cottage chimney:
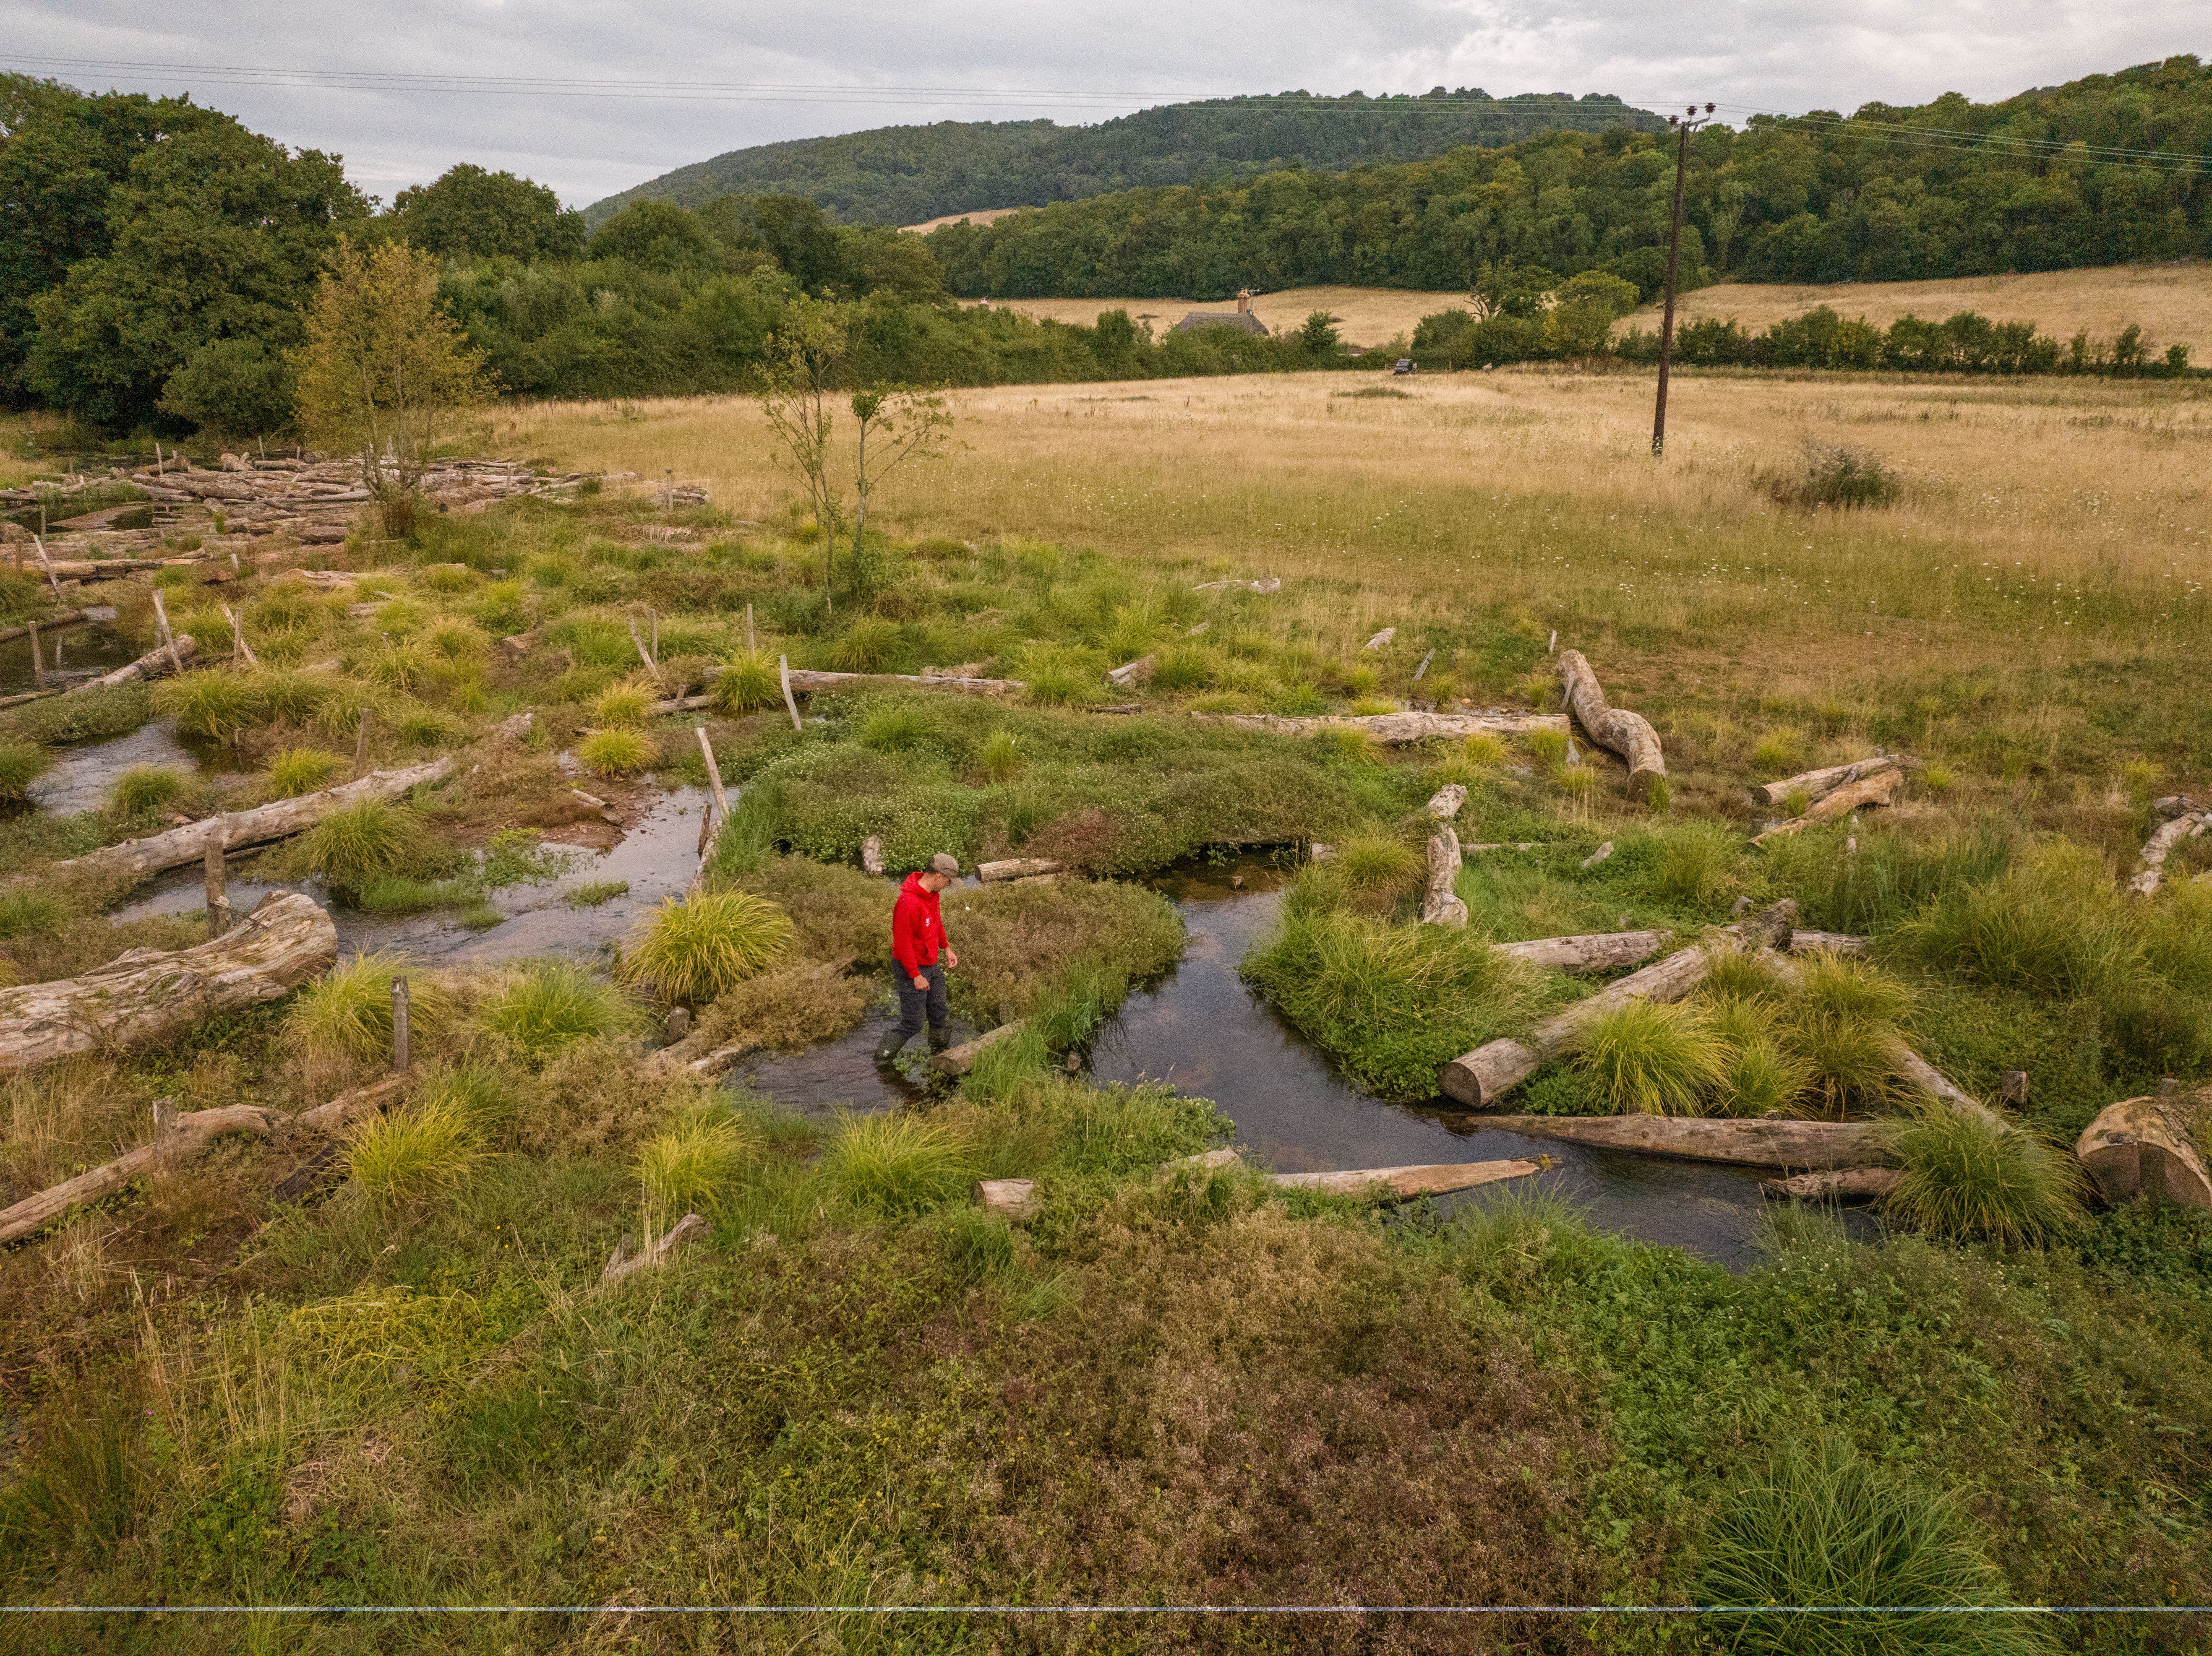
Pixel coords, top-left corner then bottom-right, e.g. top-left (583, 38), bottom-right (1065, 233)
top-left (1236, 290), bottom-right (1251, 314)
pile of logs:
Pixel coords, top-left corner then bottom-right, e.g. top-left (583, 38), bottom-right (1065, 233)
top-left (1752, 755), bottom-right (1915, 844)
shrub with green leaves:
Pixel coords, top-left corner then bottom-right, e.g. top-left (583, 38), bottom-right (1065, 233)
top-left (1570, 999), bottom-right (1730, 1115)
top-left (1878, 1106), bottom-right (2082, 1246)
top-left (1698, 1434), bottom-right (2049, 1656)
top-left (620, 891), bottom-right (794, 1005)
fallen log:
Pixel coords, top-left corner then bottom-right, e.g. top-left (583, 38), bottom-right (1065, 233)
top-left (285, 1074), bottom-right (410, 1143)
top-left (2128, 812), bottom-right (2206, 897)
top-left (933, 1021), bottom-right (1023, 1076)
top-left (1192, 710), bottom-right (1567, 743)
top-left (2075, 1090), bottom-right (2212, 1211)
top-left (1158, 1147), bottom-right (1244, 1176)
top-left (1750, 756), bottom-right (1904, 809)
top-left (0, 1100), bottom-right (280, 1245)
top-left (1752, 770), bottom-right (1899, 844)
top-left (1106, 655), bottom-right (1156, 687)
top-left (1439, 903), bottom-right (1796, 1109)
top-left (1789, 930), bottom-right (1868, 955)
top-left (66, 633), bottom-right (197, 692)
top-left (1482, 1114), bottom-right (1888, 1170)
top-left (1420, 830), bottom-right (1469, 927)
top-left (1493, 930), bottom-right (1669, 974)
top-left (1271, 1159), bottom-right (1540, 1200)
top-left (0, 891), bottom-right (337, 1078)
top-left (1763, 1166), bottom-right (1904, 1201)
top-left (978, 857), bottom-right (1062, 883)
top-left (1556, 650), bottom-right (1664, 797)
top-left (597, 1213), bottom-right (711, 1291)
top-left (1424, 783), bottom-right (1467, 820)
top-left (51, 756), bottom-right (456, 884)
top-left (653, 666), bottom-right (1026, 715)
top-left (1192, 577), bottom-right (1279, 593)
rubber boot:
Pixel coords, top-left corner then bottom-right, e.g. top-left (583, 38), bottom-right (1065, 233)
top-left (927, 1026), bottom-right (952, 1054)
top-left (874, 1032), bottom-right (909, 1063)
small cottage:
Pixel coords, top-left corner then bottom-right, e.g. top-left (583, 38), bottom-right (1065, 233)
top-left (1172, 291), bottom-right (1268, 336)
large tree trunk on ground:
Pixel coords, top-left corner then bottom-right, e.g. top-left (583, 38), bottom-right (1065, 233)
top-left (1493, 930), bottom-right (1669, 974)
top-left (1438, 903), bottom-right (1797, 1109)
top-left (1192, 710), bottom-right (1566, 743)
top-left (1482, 1114), bottom-right (1889, 1170)
top-left (978, 857), bottom-right (1064, 883)
top-left (974, 1178), bottom-right (1038, 1218)
top-left (1763, 1166), bottom-right (1904, 1200)
top-left (1751, 757), bottom-right (1902, 808)
top-left (1752, 770), bottom-right (1898, 844)
top-left (934, 1022), bottom-right (1022, 1076)
top-left (596, 1213), bottom-right (711, 1291)
top-left (1421, 830), bottom-right (1468, 927)
top-left (1790, 930), bottom-right (1868, 954)
top-left (2076, 1091), bottom-right (2212, 1211)
top-left (68, 634), bottom-right (196, 692)
top-left (2128, 812), bottom-right (2207, 897)
top-left (0, 1102), bottom-right (279, 1245)
top-left (1271, 1159), bottom-right (1540, 1199)
top-left (0, 891), bottom-right (336, 1078)
top-left (1425, 784), bottom-right (1467, 820)
top-left (51, 757), bottom-right (455, 884)
top-left (1556, 650), bottom-right (1664, 796)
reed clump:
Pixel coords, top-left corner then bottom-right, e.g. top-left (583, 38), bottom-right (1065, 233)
top-left (619, 891), bottom-right (794, 1005)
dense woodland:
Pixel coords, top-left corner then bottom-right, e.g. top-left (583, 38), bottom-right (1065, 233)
top-left (583, 92), bottom-right (1667, 229)
top-left (2, 57), bottom-right (2207, 438)
top-left (924, 57), bottom-right (2212, 300)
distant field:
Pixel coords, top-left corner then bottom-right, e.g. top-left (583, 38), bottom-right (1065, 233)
top-left (968, 286), bottom-right (1464, 349)
top-left (1622, 262), bottom-right (2212, 357)
top-left (900, 206), bottom-right (1027, 234)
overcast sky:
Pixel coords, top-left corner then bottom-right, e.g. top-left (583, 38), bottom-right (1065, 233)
top-left (7, 1), bottom-right (2204, 209)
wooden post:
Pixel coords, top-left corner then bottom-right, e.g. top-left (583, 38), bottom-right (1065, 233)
top-left (629, 616), bottom-right (662, 685)
top-left (203, 826), bottom-right (229, 939)
top-left (353, 707), bottom-right (373, 779)
top-left (391, 977), bottom-right (411, 1072)
top-left (746, 602), bottom-right (755, 654)
top-left (666, 1008), bottom-right (690, 1042)
top-left (778, 654), bottom-right (801, 732)
top-left (2001, 1070), bottom-right (2029, 1109)
top-left (26, 622), bottom-right (44, 691)
top-left (31, 535), bottom-right (63, 602)
top-left (152, 1097), bottom-right (178, 1166)
top-left (694, 726), bottom-right (731, 825)
top-left (649, 607), bottom-right (659, 662)
top-left (222, 603), bottom-right (259, 667)
top-left (150, 588), bottom-right (183, 675)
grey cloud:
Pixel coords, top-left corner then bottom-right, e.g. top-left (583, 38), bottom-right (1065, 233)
top-left (8, 0), bottom-right (2202, 205)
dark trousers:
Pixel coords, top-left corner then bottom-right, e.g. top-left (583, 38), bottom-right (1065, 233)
top-left (890, 961), bottom-right (948, 1049)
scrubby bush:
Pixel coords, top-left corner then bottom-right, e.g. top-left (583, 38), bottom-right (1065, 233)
top-left (824, 1111), bottom-right (974, 1216)
top-left (620, 891), bottom-right (794, 1004)
top-left (1698, 1434), bottom-right (2049, 1655)
top-left (0, 741), bottom-right (52, 801)
top-left (579, 728), bottom-right (654, 776)
top-left (110, 766), bottom-right (185, 816)
top-left (1768, 441), bottom-right (1902, 511)
top-left (267, 747), bottom-right (341, 798)
top-left (1570, 1000), bottom-right (1729, 1115)
top-left (1879, 1107), bottom-right (2082, 1245)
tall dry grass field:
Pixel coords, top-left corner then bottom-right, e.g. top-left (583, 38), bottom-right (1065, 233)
top-left (499, 370), bottom-right (2209, 742)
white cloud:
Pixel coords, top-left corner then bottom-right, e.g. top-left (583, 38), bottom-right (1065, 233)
top-left (7, 0), bottom-right (2201, 206)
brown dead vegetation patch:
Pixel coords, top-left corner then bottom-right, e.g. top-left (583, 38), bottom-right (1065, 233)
top-left (692, 959), bottom-right (871, 1055)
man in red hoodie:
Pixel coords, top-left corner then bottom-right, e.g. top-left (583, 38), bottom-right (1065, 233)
top-left (878, 851), bottom-right (962, 1060)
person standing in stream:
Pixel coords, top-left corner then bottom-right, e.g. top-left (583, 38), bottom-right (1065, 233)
top-left (878, 852), bottom-right (962, 1060)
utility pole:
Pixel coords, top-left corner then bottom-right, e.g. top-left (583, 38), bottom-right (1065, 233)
top-left (1651, 102), bottom-right (1716, 458)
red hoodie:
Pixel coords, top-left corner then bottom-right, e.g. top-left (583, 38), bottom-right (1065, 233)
top-left (891, 871), bottom-right (946, 974)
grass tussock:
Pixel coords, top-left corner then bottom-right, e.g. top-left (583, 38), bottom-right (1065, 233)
top-left (1698, 1434), bottom-right (2050, 1655)
top-left (345, 1095), bottom-right (482, 1207)
top-left (710, 652), bottom-right (780, 714)
top-left (578, 727), bottom-right (654, 776)
top-left (619, 891), bottom-right (794, 1005)
top-left (476, 957), bottom-right (639, 1059)
top-left (0, 741), bottom-right (50, 801)
top-left (300, 799), bottom-right (441, 897)
top-left (636, 1103), bottom-right (761, 1229)
top-left (108, 766), bottom-right (184, 817)
top-left (1878, 1106), bottom-right (2083, 1246)
top-left (284, 952), bottom-right (456, 1088)
top-left (593, 685), bottom-right (651, 727)
top-left (1570, 1000), bottom-right (1730, 1115)
top-left (823, 1110), bottom-right (975, 1216)
top-left (266, 747), bottom-right (341, 798)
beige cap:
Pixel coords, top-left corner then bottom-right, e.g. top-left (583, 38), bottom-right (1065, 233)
top-left (929, 853), bottom-right (960, 876)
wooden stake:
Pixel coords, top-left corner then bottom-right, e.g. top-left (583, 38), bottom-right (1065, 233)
top-left (31, 534), bottom-right (62, 602)
top-left (353, 707), bottom-right (373, 779)
top-left (629, 616), bottom-right (662, 685)
top-left (221, 603), bottom-right (258, 667)
top-left (26, 622), bottom-right (44, 691)
top-left (391, 977), bottom-right (411, 1072)
top-left (203, 828), bottom-right (229, 939)
top-left (694, 726), bottom-right (732, 826)
top-left (649, 607), bottom-right (659, 662)
top-left (149, 588), bottom-right (183, 675)
top-left (778, 654), bottom-right (802, 732)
